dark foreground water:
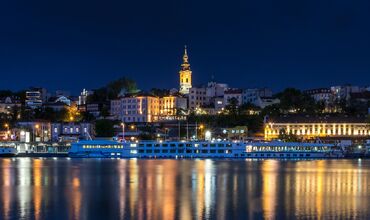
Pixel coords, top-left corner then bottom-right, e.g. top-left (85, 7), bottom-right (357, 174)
top-left (0, 158), bottom-right (370, 220)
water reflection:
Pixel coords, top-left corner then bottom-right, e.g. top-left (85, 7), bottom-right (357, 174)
top-left (0, 158), bottom-right (370, 219)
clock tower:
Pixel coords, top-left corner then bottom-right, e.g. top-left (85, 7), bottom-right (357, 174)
top-left (179, 46), bottom-right (192, 94)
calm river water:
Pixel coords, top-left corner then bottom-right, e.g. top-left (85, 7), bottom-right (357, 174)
top-left (0, 158), bottom-right (370, 219)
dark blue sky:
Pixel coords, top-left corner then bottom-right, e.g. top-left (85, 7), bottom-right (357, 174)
top-left (0, 0), bottom-right (370, 94)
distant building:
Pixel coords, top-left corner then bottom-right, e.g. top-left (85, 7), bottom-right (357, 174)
top-left (242, 88), bottom-right (274, 108)
top-left (78, 89), bottom-right (93, 106)
top-left (16, 121), bottom-right (51, 142)
top-left (224, 89), bottom-right (243, 106)
top-left (25, 87), bottom-right (47, 109)
top-left (222, 126), bottom-right (248, 140)
top-left (255, 97), bottom-right (280, 109)
top-left (86, 102), bottom-right (109, 118)
top-left (206, 81), bottom-right (228, 98)
top-left (331, 85), bottom-right (361, 101)
top-left (44, 95), bottom-right (72, 111)
top-left (264, 115), bottom-right (370, 140)
top-left (304, 88), bottom-right (332, 104)
top-left (189, 87), bottom-right (207, 109)
top-left (51, 122), bottom-right (94, 142)
top-left (44, 101), bottom-right (68, 111)
top-left (0, 96), bottom-right (21, 114)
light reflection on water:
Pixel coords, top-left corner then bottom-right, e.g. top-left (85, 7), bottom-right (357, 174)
top-left (0, 158), bottom-right (370, 219)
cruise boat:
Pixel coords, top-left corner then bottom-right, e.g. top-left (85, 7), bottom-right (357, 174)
top-left (68, 140), bottom-right (344, 159)
top-left (0, 146), bottom-right (18, 157)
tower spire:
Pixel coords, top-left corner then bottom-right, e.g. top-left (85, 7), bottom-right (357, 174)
top-left (183, 45), bottom-right (189, 64)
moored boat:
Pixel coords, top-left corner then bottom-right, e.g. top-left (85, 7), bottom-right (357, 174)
top-left (68, 140), bottom-right (344, 159)
top-left (0, 146), bottom-right (18, 157)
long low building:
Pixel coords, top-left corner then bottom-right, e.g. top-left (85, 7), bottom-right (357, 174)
top-left (264, 115), bottom-right (370, 140)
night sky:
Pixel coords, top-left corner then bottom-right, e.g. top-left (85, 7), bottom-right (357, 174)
top-left (1, 0), bottom-right (370, 94)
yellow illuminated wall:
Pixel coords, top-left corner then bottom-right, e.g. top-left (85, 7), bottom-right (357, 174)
top-left (264, 122), bottom-right (370, 140)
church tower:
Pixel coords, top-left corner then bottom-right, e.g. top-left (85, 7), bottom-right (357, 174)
top-left (179, 45), bottom-right (192, 94)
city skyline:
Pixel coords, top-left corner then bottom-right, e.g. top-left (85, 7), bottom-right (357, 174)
top-left (1, 0), bottom-right (370, 93)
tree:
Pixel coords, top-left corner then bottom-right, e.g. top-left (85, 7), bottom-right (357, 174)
top-left (276, 88), bottom-right (316, 114)
top-left (87, 77), bottom-right (138, 103)
top-left (225, 97), bottom-right (239, 116)
top-left (239, 103), bottom-right (261, 115)
top-left (95, 120), bottom-right (116, 137)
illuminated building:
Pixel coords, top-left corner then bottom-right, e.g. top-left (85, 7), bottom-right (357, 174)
top-left (179, 46), bottom-right (192, 94)
top-left (120, 95), bottom-right (160, 122)
top-left (158, 96), bottom-right (187, 120)
top-left (264, 115), bottom-right (370, 140)
top-left (111, 95), bottom-right (187, 122)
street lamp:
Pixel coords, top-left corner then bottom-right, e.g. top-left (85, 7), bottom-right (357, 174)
top-left (199, 124), bottom-right (205, 140)
top-left (34, 124), bottom-right (40, 142)
top-left (121, 123), bottom-right (125, 142)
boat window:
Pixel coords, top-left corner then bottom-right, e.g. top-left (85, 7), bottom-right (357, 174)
top-left (154, 144), bottom-right (160, 147)
top-left (186, 150), bottom-right (192, 153)
top-left (170, 149), bottom-right (176, 153)
top-left (146, 150), bottom-right (152, 153)
top-left (218, 144), bottom-right (224, 147)
top-left (202, 144), bottom-right (208, 147)
top-left (217, 150), bottom-right (224, 153)
top-left (146, 144), bottom-right (152, 147)
top-left (210, 144), bottom-right (216, 147)
top-left (162, 144), bottom-right (168, 147)
top-left (154, 150), bottom-right (160, 153)
top-left (186, 144), bottom-right (192, 147)
top-left (178, 150), bottom-right (184, 153)
top-left (139, 144), bottom-right (144, 147)
top-left (201, 150), bottom-right (208, 153)
top-left (210, 150), bottom-right (216, 153)
top-left (170, 144), bottom-right (176, 147)
top-left (162, 150), bottom-right (168, 153)
top-left (178, 144), bottom-right (184, 147)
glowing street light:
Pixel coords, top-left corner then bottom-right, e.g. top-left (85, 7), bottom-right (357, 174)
top-left (121, 123), bottom-right (125, 141)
